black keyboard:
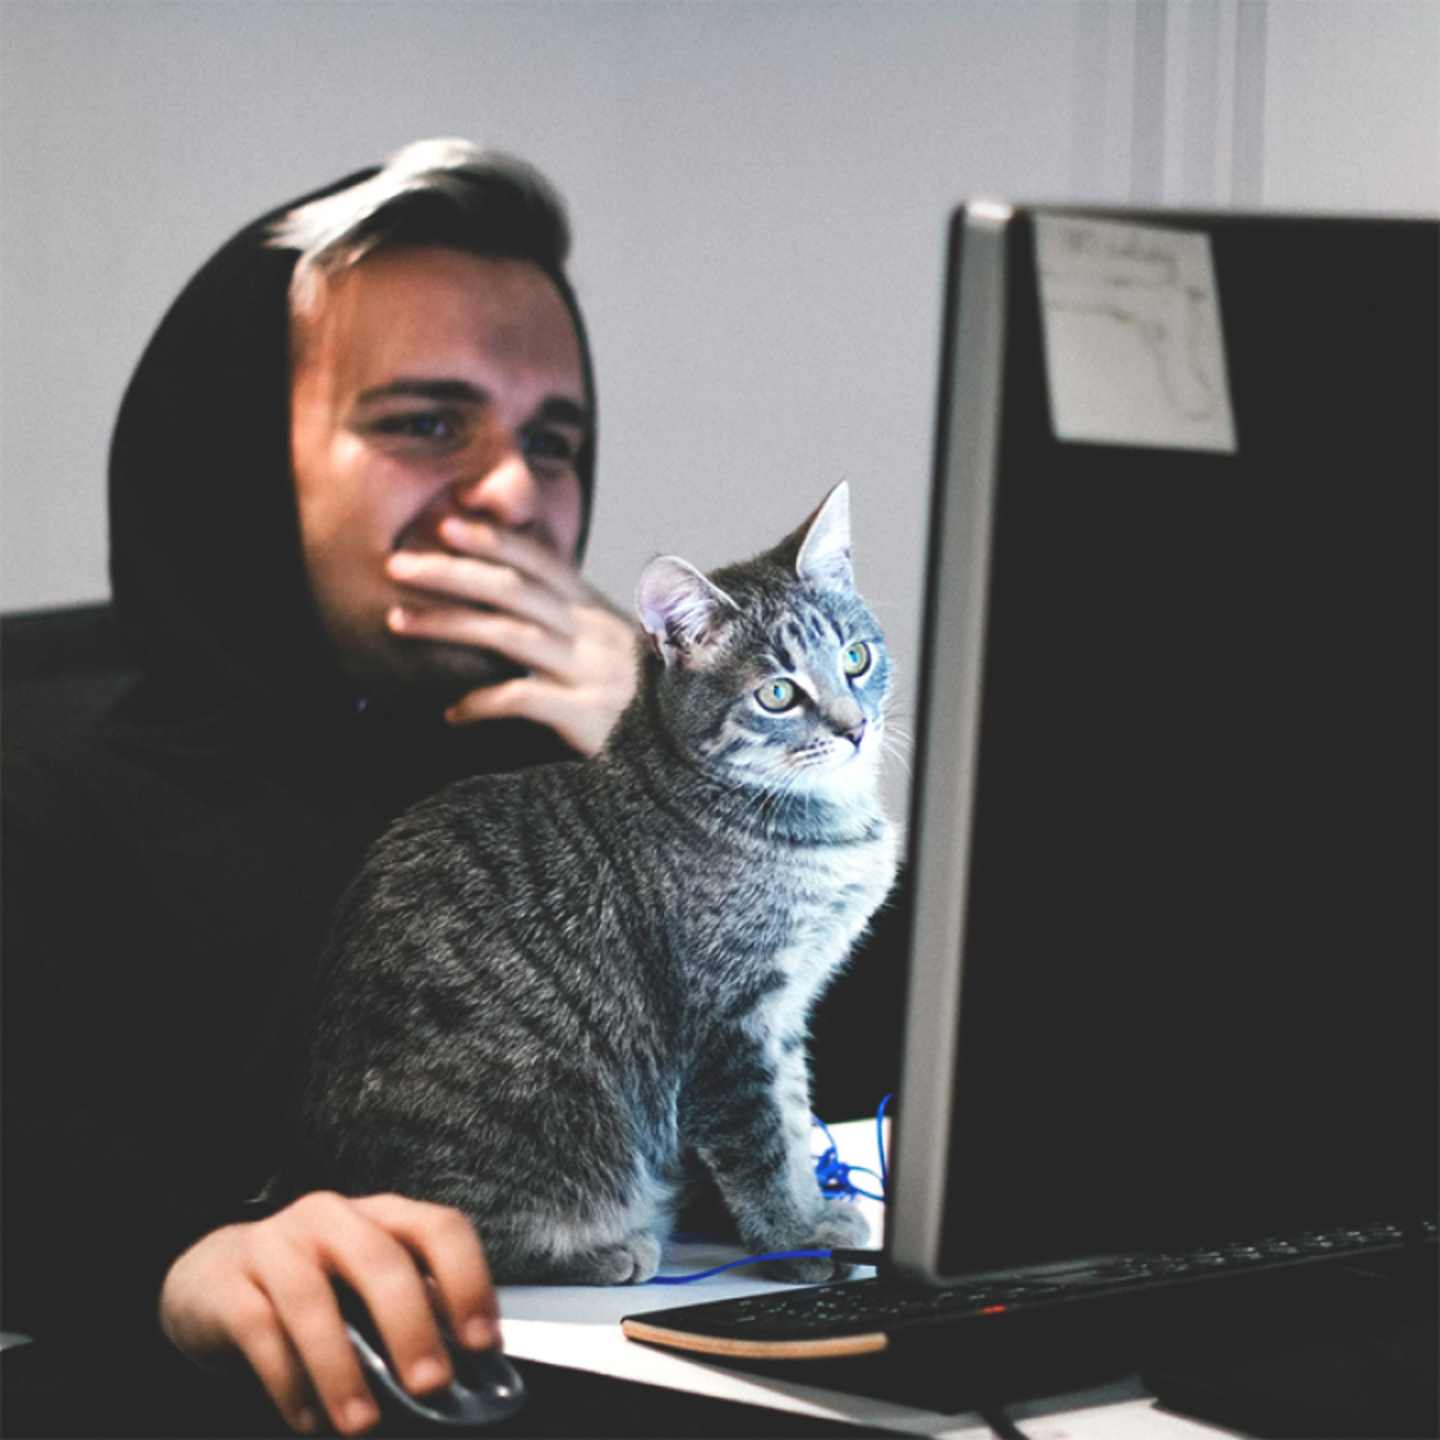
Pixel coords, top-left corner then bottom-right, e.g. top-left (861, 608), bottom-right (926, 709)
top-left (621, 1219), bottom-right (1434, 1359)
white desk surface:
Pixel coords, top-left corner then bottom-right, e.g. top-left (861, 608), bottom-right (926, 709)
top-left (496, 1121), bottom-right (1230, 1439)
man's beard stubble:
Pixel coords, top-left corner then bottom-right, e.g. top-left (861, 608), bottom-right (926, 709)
top-left (383, 631), bottom-right (527, 702)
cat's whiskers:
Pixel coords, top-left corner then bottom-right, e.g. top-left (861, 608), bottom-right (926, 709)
top-left (881, 721), bottom-right (915, 754)
top-left (754, 759), bottom-right (807, 837)
top-left (875, 701), bottom-right (911, 743)
top-left (713, 750), bottom-right (787, 832)
top-left (751, 749), bottom-right (829, 838)
top-left (881, 734), bottom-right (915, 782)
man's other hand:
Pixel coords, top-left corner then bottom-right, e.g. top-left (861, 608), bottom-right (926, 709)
top-left (159, 1192), bottom-right (498, 1436)
top-left (385, 517), bottom-right (638, 756)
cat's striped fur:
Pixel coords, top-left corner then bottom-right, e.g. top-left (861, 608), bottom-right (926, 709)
top-left (288, 483), bottom-right (898, 1284)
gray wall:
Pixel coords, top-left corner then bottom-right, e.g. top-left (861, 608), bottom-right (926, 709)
top-left (3, 0), bottom-right (1437, 812)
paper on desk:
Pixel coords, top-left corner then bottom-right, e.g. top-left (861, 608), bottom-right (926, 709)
top-left (1035, 214), bottom-right (1237, 454)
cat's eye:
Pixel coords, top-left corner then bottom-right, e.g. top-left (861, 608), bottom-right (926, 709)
top-left (755, 679), bottom-right (799, 713)
top-left (842, 641), bottom-right (873, 678)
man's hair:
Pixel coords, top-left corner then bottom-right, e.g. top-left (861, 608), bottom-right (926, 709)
top-left (267, 137), bottom-right (573, 320)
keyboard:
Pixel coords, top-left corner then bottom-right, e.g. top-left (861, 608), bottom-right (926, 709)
top-left (621, 1219), bottom-right (1434, 1360)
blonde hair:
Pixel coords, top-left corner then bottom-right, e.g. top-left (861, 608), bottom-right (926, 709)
top-left (268, 137), bottom-right (572, 320)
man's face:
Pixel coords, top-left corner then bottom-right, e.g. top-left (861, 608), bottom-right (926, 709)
top-left (290, 247), bottom-right (587, 695)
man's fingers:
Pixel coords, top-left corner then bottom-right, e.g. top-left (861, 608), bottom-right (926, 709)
top-left (386, 550), bottom-right (575, 636)
top-left (446, 677), bottom-right (610, 756)
top-left (352, 1194), bottom-right (499, 1349)
top-left (436, 516), bottom-right (593, 603)
top-left (159, 1193), bottom-right (505, 1437)
top-left (390, 606), bottom-right (572, 679)
top-left (221, 1283), bottom-right (324, 1435)
top-left (249, 1238), bottom-right (382, 1436)
top-left (385, 539), bottom-right (639, 748)
top-left (291, 1195), bottom-right (456, 1403)
top-left (444, 676), bottom-right (543, 726)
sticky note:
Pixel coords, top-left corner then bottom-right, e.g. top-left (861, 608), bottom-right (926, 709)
top-left (1035, 214), bottom-right (1237, 453)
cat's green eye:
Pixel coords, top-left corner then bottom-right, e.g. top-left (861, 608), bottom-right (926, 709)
top-left (756, 679), bottom-right (798, 713)
top-left (842, 641), bottom-right (873, 678)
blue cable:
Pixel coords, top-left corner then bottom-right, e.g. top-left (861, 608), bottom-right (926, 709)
top-left (810, 1112), bottom-right (886, 1203)
top-left (876, 1091), bottom-right (892, 1194)
top-left (651, 1095), bottom-right (895, 1284)
top-left (649, 1249), bottom-right (833, 1285)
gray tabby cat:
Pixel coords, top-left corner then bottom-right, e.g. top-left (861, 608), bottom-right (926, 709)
top-left (288, 482), bottom-right (898, 1284)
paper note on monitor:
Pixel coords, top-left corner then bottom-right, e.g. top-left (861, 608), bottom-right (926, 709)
top-left (1035, 214), bottom-right (1237, 453)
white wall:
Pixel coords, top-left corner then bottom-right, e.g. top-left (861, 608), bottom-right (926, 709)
top-left (3, 0), bottom-right (1437, 811)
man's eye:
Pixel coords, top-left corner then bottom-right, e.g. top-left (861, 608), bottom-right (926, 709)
top-left (523, 428), bottom-right (578, 464)
top-left (375, 412), bottom-right (458, 442)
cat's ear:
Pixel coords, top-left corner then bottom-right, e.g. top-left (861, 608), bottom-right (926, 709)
top-left (635, 556), bottom-right (741, 668)
top-left (794, 481), bottom-right (854, 591)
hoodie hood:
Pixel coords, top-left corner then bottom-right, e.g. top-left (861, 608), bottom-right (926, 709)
top-left (108, 165), bottom-right (598, 720)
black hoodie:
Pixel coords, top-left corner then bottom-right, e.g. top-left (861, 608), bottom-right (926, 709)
top-left (1, 168), bottom-right (594, 1360)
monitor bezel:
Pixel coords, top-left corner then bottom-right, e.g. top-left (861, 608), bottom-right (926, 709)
top-left (888, 200), bottom-right (1013, 1287)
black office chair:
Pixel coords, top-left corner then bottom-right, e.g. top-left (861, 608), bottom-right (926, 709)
top-left (1, 601), bottom-right (130, 683)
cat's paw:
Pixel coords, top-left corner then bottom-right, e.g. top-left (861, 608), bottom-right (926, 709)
top-left (754, 1202), bottom-right (872, 1284)
top-left (583, 1231), bottom-right (663, 1285)
top-left (495, 1229), bottom-right (663, 1285)
top-left (757, 1251), bottom-right (843, 1284)
top-left (811, 1199), bottom-right (870, 1251)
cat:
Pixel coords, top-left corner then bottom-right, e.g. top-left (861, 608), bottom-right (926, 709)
top-left (285, 481), bottom-right (898, 1284)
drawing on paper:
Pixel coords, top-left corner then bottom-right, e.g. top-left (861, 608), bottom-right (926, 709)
top-left (1034, 215), bottom-right (1238, 454)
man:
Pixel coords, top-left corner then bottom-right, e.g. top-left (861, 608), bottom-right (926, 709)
top-left (3, 139), bottom-right (636, 1436)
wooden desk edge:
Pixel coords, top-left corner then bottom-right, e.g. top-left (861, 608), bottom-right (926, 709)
top-left (619, 1318), bottom-right (890, 1361)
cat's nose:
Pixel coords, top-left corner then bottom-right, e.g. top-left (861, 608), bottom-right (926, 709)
top-left (829, 700), bottom-right (866, 751)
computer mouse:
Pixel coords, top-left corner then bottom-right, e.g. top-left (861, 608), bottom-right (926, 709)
top-left (337, 1284), bottom-right (527, 1429)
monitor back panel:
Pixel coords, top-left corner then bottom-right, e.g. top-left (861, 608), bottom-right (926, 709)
top-left (912, 209), bottom-right (1438, 1281)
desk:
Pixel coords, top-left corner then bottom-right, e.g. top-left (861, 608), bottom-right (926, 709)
top-left (495, 1122), bottom-right (1225, 1439)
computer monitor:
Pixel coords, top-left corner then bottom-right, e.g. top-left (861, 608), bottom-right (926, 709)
top-left (888, 202), bottom-right (1439, 1287)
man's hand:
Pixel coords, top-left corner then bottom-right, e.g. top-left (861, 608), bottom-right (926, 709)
top-left (386, 516), bottom-right (639, 756)
top-left (159, 1192), bottom-right (498, 1436)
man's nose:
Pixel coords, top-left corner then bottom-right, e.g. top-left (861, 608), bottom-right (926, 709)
top-left (451, 446), bottom-right (538, 530)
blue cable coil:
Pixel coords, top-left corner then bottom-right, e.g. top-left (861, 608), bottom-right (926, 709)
top-left (650, 1093), bottom-right (893, 1285)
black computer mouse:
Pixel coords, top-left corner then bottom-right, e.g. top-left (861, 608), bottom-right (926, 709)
top-left (337, 1284), bottom-right (527, 1430)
